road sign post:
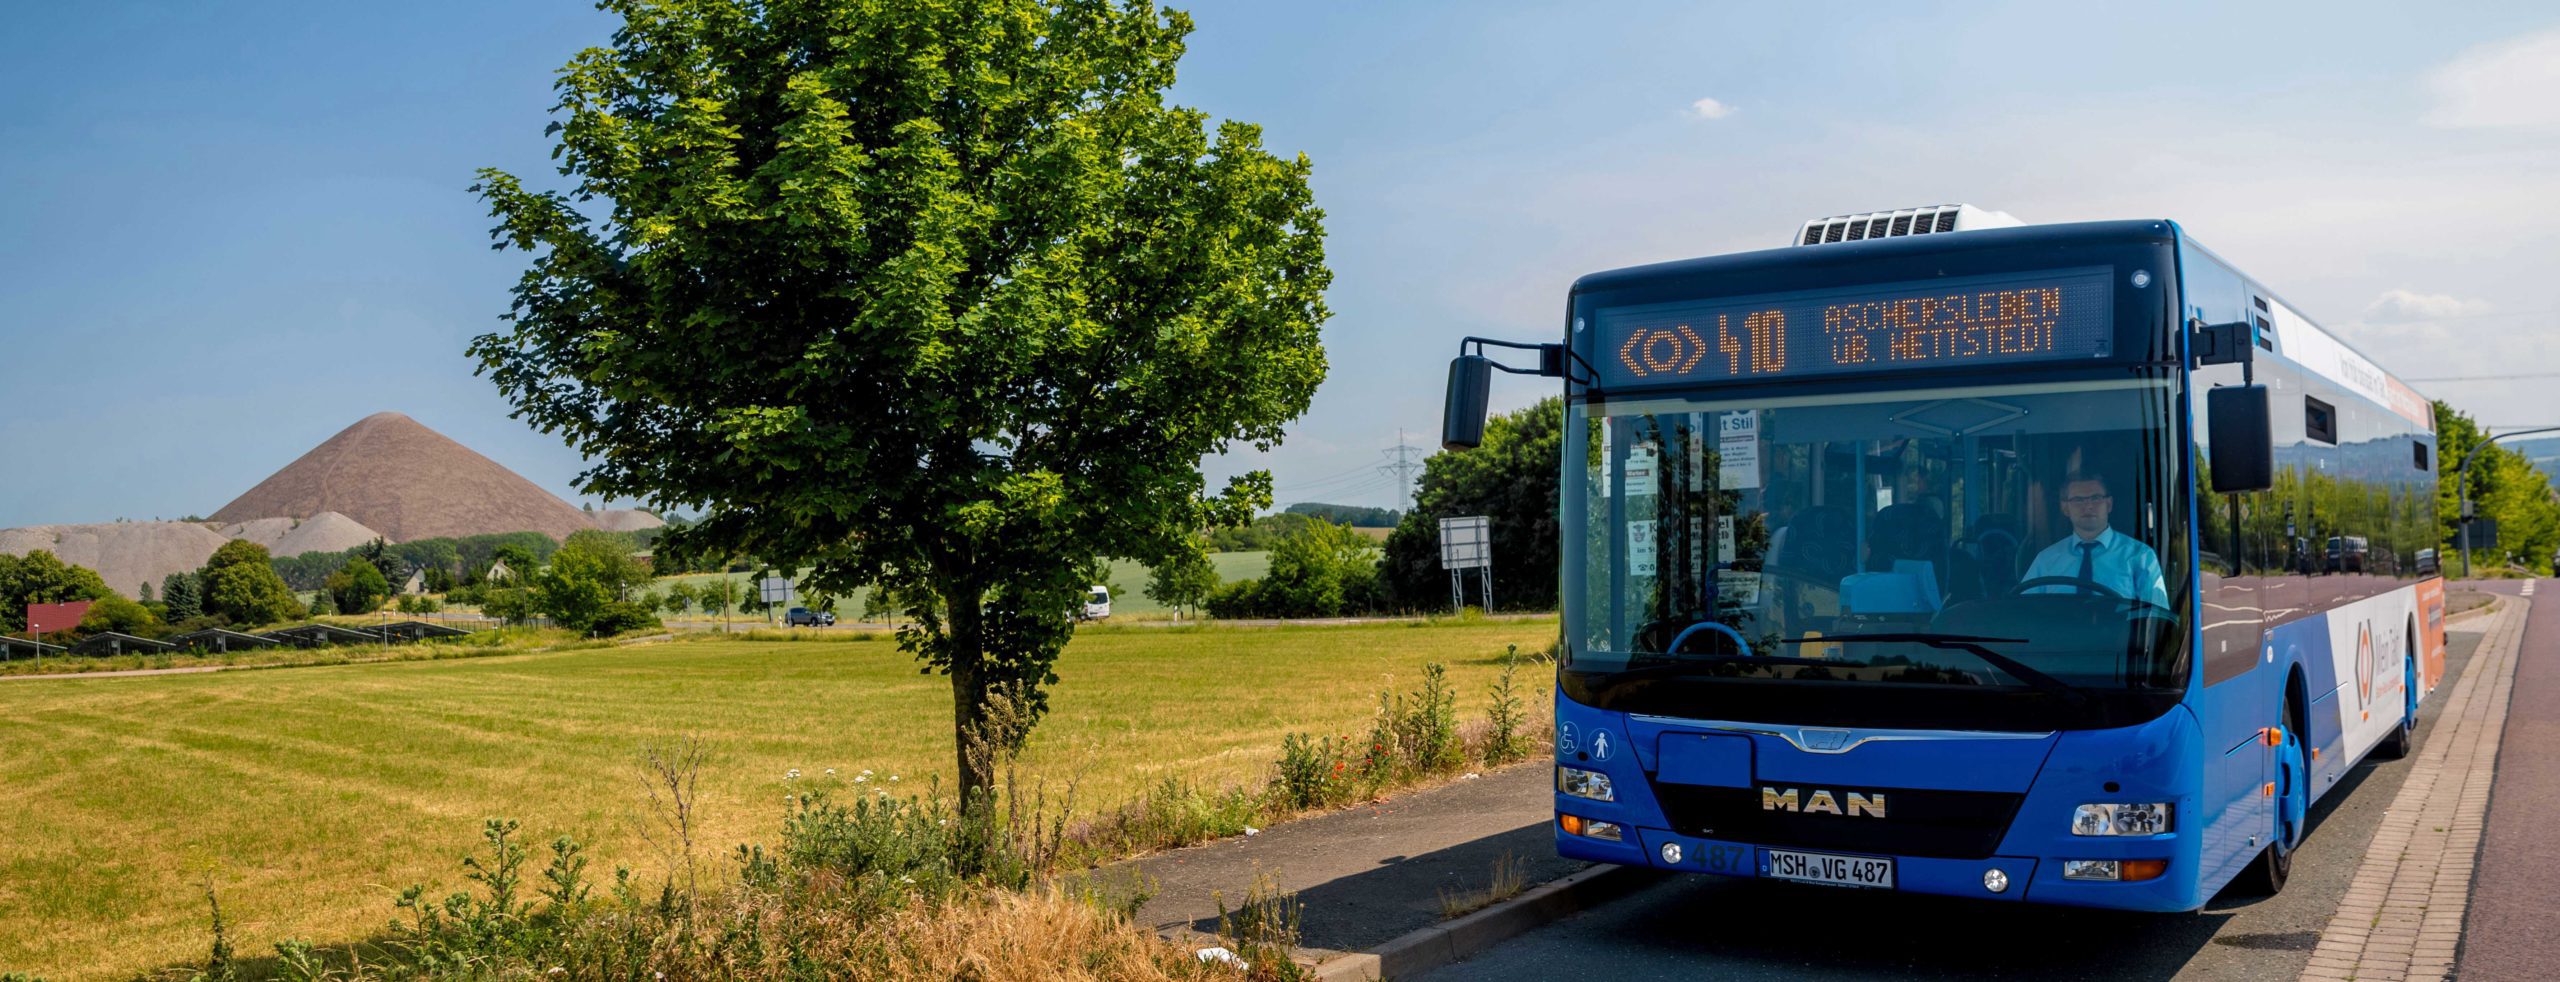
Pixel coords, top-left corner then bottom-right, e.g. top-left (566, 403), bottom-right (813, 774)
top-left (1438, 515), bottom-right (1493, 612)
top-left (759, 576), bottom-right (794, 627)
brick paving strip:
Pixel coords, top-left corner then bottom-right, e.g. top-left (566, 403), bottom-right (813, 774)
top-left (2302, 597), bottom-right (2529, 982)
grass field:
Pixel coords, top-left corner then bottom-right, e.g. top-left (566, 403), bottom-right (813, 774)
top-left (653, 551), bottom-right (1272, 618)
top-left (0, 616), bottom-right (1555, 979)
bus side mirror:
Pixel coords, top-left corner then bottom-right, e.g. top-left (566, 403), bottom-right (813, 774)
top-left (1443, 355), bottom-right (1493, 450)
top-left (2206, 385), bottom-right (2274, 493)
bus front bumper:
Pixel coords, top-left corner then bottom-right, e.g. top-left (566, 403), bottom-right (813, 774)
top-left (1555, 822), bottom-right (2199, 911)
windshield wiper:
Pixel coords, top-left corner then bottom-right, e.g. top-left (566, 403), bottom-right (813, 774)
top-left (1773, 633), bottom-right (2090, 708)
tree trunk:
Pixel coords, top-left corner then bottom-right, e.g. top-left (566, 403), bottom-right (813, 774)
top-left (944, 579), bottom-right (991, 805)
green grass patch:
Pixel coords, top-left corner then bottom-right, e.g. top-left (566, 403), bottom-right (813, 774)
top-left (0, 616), bottom-right (1555, 979)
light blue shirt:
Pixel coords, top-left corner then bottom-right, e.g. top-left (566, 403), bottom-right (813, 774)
top-left (2021, 527), bottom-right (2169, 608)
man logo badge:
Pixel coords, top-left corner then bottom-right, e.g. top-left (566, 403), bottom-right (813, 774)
top-left (1761, 787), bottom-right (1888, 818)
top-left (1590, 730), bottom-right (1613, 761)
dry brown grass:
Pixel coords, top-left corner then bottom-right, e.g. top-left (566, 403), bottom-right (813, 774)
top-left (862, 887), bottom-right (1259, 982)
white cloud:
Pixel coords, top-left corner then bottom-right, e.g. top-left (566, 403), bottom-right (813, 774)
top-left (2363, 289), bottom-right (2496, 323)
top-left (2425, 27), bottom-right (2560, 129)
top-left (1689, 96), bottom-right (1736, 120)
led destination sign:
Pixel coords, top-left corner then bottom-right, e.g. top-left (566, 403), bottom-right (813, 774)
top-left (1591, 267), bottom-right (2114, 389)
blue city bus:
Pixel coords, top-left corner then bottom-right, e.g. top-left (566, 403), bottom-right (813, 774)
top-left (1445, 208), bottom-right (2446, 909)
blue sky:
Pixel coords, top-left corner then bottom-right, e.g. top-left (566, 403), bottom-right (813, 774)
top-left (5, 1), bottom-right (2558, 527)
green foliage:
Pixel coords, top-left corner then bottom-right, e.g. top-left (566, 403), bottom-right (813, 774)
top-left (478, 586), bottom-right (536, 626)
top-left (584, 602), bottom-right (663, 637)
top-left (326, 556), bottom-right (392, 615)
top-left (531, 531), bottom-right (650, 632)
top-left (1283, 501), bottom-right (1402, 527)
top-left (1483, 645), bottom-right (1531, 766)
top-left (1396, 663), bottom-right (1463, 774)
top-left (77, 594), bottom-right (160, 637)
top-left (659, 584), bottom-right (694, 616)
top-left (1203, 512), bottom-right (1327, 552)
top-left (161, 572), bottom-right (202, 622)
top-left (200, 541), bottom-right (305, 627)
top-left (1143, 540), bottom-right (1220, 618)
top-left (469, 0), bottom-right (1331, 801)
top-left (307, 592), bottom-right (332, 618)
top-left (1206, 518), bottom-right (1382, 618)
top-left (0, 550), bottom-right (113, 633)
top-left (1383, 398), bottom-right (1564, 610)
top-left (1274, 733), bottom-right (1353, 810)
top-left (2437, 401), bottom-right (2560, 573)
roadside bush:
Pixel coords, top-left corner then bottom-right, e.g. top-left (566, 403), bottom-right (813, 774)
top-left (582, 601), bottom-right (662, 637)
top-left (1396, 663), bottom-right (1463, 773)
top-left (1482, 646), bottom-right (1532, 766)
top-left (1275, 733), bottom-right (1354, 810)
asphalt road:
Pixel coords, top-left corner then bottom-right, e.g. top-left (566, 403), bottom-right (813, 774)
top-left (1416, 625), bottom-right (2489, 982)
top-left (2459, 581), bottom-right (2555, 980)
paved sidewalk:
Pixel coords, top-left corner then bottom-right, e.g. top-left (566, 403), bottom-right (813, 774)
top-left (2302, 596), bottom-right (2530, 982)
top-left (1109, 761), bottom-right (1578, 959)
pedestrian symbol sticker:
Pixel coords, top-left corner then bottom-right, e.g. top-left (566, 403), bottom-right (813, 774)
top-left (1591, 729), bottom-right (1614, 761)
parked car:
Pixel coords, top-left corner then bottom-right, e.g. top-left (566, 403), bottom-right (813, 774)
top-left (785, 606), bottom-right (834, 627)
top-left (1080, 586), bottom-right (1111, 620)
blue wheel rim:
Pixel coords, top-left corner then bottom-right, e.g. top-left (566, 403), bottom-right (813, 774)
top-left (2278, 726), bottom-right (2308, 850)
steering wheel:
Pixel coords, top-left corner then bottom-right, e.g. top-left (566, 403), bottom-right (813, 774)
top-left (1667, 620), bottom-right (1754, 659)
top-left (2009, 575), bottom-right (2127, 601)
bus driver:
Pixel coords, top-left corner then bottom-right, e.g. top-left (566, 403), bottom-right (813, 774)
top-left (2021, 471), bottom-right (2169, 608)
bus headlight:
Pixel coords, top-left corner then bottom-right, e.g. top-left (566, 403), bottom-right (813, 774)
top-left (1557, 766), bottom-right (1615, 802)
top-left (2071, 802), bottom-right (2172, 836)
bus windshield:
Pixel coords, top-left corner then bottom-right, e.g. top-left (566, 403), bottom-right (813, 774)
top-left (1563, 376), bottom-right (2191, 729)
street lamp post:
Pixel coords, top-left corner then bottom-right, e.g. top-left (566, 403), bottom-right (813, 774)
top-left (2455, 425), bottom-right (2560, 579)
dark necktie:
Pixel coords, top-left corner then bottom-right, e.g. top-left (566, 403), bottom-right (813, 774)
top-left (2078, 542), bottom-right (2100, 595)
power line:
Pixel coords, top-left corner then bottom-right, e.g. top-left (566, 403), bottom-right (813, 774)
top-left (1380, 429), bottom-right (1425, 512)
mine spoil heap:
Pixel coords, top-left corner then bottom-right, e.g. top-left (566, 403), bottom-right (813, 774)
top-left (209, 412), bottom-right (598, 544)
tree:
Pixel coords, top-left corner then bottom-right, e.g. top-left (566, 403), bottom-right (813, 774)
top-left (79, 594), bottom-right (160, 636)
top-left (480, 585), bottom-right (535, 626)
top-left (1284, 502), bottom-right (1402, 527)
top-left (326, 557), bottom-right (393, 615)
top-left (1144, 541), bottom-right (1219, 619)
top-left (489, 543), bottom-right (539, 582)
top-left (200, 540), bottom-right (306, 627)
top-left (161, 572), bottom-right (202, 623)
top-left (661, 583), bottom-right (695, 617)
top-left (532, 531), bottom-right (648, 632)
top-left (2436, 400), bottom-right (2560, 573)
top-left (699, 578), bottom-right (737, 630)
top-left (0, 551), bottom-right (113, 633)
top-left (470, 0), bottom-right (1329, 800)
top-left (1383, 398), bottom-right (1565, 611)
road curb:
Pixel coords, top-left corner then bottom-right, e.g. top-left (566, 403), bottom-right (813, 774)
top-left (2444, 597), bottom-right (2500, 626)
top-left (1305, 863), bottom-right (1664, 981)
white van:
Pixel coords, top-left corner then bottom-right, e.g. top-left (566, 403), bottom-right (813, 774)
top-left (1081, 585), bottom-right (1112, 620)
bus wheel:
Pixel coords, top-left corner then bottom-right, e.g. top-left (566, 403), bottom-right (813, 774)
top-left (2236, 715), bottom-right (2307, 895)
top-left (2377, 626), bottom-right (2418, 760)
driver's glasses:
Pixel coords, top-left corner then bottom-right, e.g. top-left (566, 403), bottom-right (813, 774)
top-left (2062, 494), bottom-right (2110, 508)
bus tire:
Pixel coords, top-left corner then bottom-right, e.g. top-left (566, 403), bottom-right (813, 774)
top-left (2235, 697), bottom-right (2308, 896)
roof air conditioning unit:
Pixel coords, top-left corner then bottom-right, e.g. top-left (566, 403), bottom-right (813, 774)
top-left (1792, 204), bottom-right (2024, 246)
